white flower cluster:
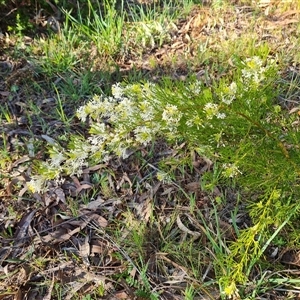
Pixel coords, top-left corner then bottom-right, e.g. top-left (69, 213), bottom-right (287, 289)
top-left (217, 56), bottom-right (274, 107)
top-left (241, 56), bottom-right (267, 86)
top-left (186, 115), bottom-right (203, 129)
top-left (27, 175), bottom-right (47, 194)
top-left (27, 83), bottom-right (184, 192)
top-left (111, 82), bottom-right (124, 99)
top-left (220, 82), bottom-right (237, 105)
top-left (162, 104), bottom-right (182, 124)
top-left (203, 103), bottom-right (226, 120)
top-left (222, 163), bottom-right (242, 178)
top-left (156, 171), bottom-right (172, 184)
top-left (188, 80), bottom-right (202, 95)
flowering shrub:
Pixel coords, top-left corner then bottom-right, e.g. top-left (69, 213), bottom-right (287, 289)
top-left (28, 56), bottom-right (278, 194)
top-left (28, 56), bottom-right (300, 298)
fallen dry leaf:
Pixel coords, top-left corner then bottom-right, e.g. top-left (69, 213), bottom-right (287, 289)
top-left (176, 214), bottom-right (201, 239)
top-left (14, 210), bottom-right (36, 247)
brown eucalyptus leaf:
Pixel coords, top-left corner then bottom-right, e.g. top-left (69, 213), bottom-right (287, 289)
top-left (85, 198), bottom-right (105, 210)
top-left (176, 215), bottom-right (201, 238)
top-left (75, 183), bottom-right (93, 195)
top-left (78, 235), bottom-right (90, 265)
top-left (90, 214), bottom-right (108, 228)
top-left (14, 210), bottom-right (36, 246)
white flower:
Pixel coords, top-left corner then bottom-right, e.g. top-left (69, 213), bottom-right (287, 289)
top-left (162, 104), bottom-right (182, 124)
top-left (77, 95), bottom-right (117, 122)
top-left (134, 126), bottom-right (153, 145)
top-left (245, 56), bottom-right (263, 69)
top-left (99, 98), bottom-right (117, 118)
top-left (139, 100), bottom-right (155, 121)
top-left (242, 69), bottom-right (265, 84)
top-left (67, 139), bottom-right (90, 168)
top-left (241, 57), bottom-right (266, 85)
top-left (108, 130), bottom-right (133, 158)
top-left (89, 123), bottom-right (107, 137)
top-left (221, 82), bottom-right (237, 105)
top-left (229, 82), bottom-right (237, 94)
top-left (156, 171), bottom-right (172, 183)
top-left (50, 151), bottom-right (66, 167)
top-left (54, 177), bottom-right (65, 187)
top-left (113, 97), bottom-right (136, 122)
top-left (186, 115), bottom-right (203, 129)
top-left (111, 82), bottom-right (124, 99)
top-left (65, 157), bottom-right (87, 176)
top-left (222, 163), bottom-right (242, 178)
top-left (186, 119), bottom-right (193, 127)
top-left (217, 112), bottom-right (226, 119)
top-left (189, 80), bottom-right (202, 95)
top-left (76, 106), bottom-right (88, 122)
top-left (87, 134), bottom-right (107, 155)
top-left (88, 134), bottom-right (105, 145)
top-left (203, 103), bottom-right (219, 119)
top-left (27, 176), bottom-right (46, 193)
top-left (86, 95), bottom-right (103, 115)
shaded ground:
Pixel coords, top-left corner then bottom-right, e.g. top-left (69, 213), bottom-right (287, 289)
top-left (1, 1), bottom-right (300, 299)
